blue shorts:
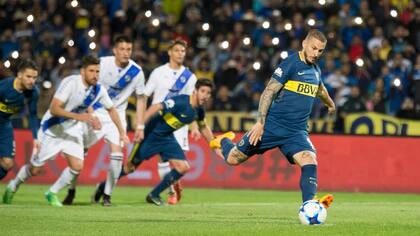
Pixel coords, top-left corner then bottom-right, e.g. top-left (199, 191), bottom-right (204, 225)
top-left (236, 130), bottom-right (315, 164)
top-left (0, 121), bottom-right (15, 158)
top-left (128, 133), bottom-right (185, 166)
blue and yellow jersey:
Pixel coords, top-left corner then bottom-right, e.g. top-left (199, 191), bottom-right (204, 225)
top-left (267, 52), bottom-right (322, 136)
top-left (145, 94), bottom-right (205, 137)
top-left (0, 77), bottom-right (39, 138)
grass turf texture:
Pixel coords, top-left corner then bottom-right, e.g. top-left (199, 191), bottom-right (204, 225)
top-left (1, 184), bottom-right (420, 236)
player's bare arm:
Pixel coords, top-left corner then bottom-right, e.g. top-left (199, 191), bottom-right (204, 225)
top-left (50, 98), bottom-right (94, 122)
top-left (134, 94), bottom-right (147, 143)
top-left (190, 121), bottom-right (202, 140)
top-left (317, 83), bottom-right (336, 114)
top-left (143, 103), bottom-right (164, 124)
top-left (248, 78), bottom-right (283, 146)
top-left (197, 121), bottom-right (214, 143)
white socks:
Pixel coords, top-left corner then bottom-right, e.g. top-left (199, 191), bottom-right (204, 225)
top-left (8, 164), bottom-right (32, 192)
top-left (49, 167), bottom-right (80, 194)
top-left (104, 152), bottom-right (123, 196)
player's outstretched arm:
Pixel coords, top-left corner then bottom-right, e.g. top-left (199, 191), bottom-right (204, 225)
top-left (248, 78), bottom-right (283, 146)
top-left (143, 103), bottom-right (164, 124)
top-left (317, 83), bottom-right (336, 114)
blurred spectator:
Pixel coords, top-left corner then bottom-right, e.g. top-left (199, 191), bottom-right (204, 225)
top-left (212, 85), bottom-right (234, 111)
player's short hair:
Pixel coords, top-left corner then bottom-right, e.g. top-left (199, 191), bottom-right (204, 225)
top-left (81, 55), bottom-right (100, 68)
top-left (195, 78), bottom-right (214, 90)
top-left (305, 29), bottom-right (327, 43)
top-left (168, 38), bottom-right (188, 50)
top-left (17, 59), bottom-right (38, 72)
top-left (113, 34), bottom-right (133, 46)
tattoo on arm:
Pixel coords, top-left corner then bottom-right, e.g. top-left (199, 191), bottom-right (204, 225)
top-left (257, 79), bottom-right (283, 125)
top-left (230, 148), bottom-right (250, 164)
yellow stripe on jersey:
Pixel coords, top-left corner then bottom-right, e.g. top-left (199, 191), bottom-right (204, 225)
top-left (163, 113), bottom-right (185, 129)
top-left (0, 102), bottom-right (19, 113)
top-left (284, 80), bottom-right (319, 97)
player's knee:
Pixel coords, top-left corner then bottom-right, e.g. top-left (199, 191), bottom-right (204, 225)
top-left (1, 159), bottom-right (14, 170)
top-left (295, 151), bottom-right (317, 166)
top-left (29, 165), bottom-right (42, 176)
top-left (174, 161), bottom-right (190, 174)
top-left (69, 162), bottom-right (83, 172)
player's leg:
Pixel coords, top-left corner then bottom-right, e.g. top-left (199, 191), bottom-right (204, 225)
top-left (147, 159), bottom-right (190, 206)
top-left (0, 158), bottom-right (13, 180)
top-left (64, 124), bottom-right (102, 205)
top-left (46, 154), bottom-right (83, 207)
top-left (146, 140), bottom-right (188, 206)
top-left (3, 163), bottom-right (43, 204)
top-left (293, 151), bottom-right (333, 207)
top-left (157, 158), bottom-right (176, 203)
top-left (62, 148), bottom-right (88, 205)
top-left (211, 131), bottom-right (257, 165)
top-left (46, 137), bottom-right (84, 207)
top-left (101, 142), bottom-right (123, 206)
top-left (168, 128), bottom-right (189, 204)
top-left (293, 150), bottom-right (318, 203)
top-left (0, 122), bottom-right (15, 180)
top-left (4, 133), bottom-right (58, 204)
top-left (91, 140), bottom-right (147, 204)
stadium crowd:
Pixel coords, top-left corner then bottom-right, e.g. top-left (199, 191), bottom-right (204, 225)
top-left (1, 0), bottom-right (419, 132)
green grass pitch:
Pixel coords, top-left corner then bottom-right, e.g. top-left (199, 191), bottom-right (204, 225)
top-left (1, 184), bottom-right (420, 235)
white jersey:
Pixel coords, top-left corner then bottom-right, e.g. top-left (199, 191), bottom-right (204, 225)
top-left (144, 63), bottom-right (197, 104)
top-left (40, 75), bottom-right (113, 138)
top-left (98, 56), bottom-right (145, 113)
top-left (83, 57), bottom-right (145, 147)
top-left (144, 63), bottom-right (197, 150)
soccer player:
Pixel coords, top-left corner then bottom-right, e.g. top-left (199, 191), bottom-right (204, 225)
top-left (93, 79), bottom-right (217, 206)
top-left (210, 29), bottom-right (335, 208)
top-left (62, 35), bottom-right (146, 206)
top-left (3, 55), bottom-right (128, 207)
top-left (142, 39), bottom-right (198, 204)
top-left (0, 59), bottom-right (39, 181)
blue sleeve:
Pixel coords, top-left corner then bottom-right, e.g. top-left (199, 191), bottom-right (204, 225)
top-left (271, 57), bottom-right (294, 85)
top-left (28, 89), bottom-right (40, 139)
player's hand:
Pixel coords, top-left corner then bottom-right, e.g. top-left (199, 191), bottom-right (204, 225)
top-left (89, 114), bottom-right (102, 130)
top-left (134, 128), bottom-right (144, 143)
top-left (248, 121), bottom-right (264, 146)
top-left (120, 134), bottom-right (130, 147)
top-left (33, 140), bottom-right (40, 154)
top-left (77, 113), bottom-right (94, 122)
top-left (327, 104), bottom-right (336, 115)
top-left (191, 128), bottom-right (202, 141)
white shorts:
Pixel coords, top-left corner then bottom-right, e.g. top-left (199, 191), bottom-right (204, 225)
top-left (83, 109), bottom-right (126, 148)
top-left (174, 125), bottom-right (189, 151)
top-left (31, 127), bottom-right (84, 167)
